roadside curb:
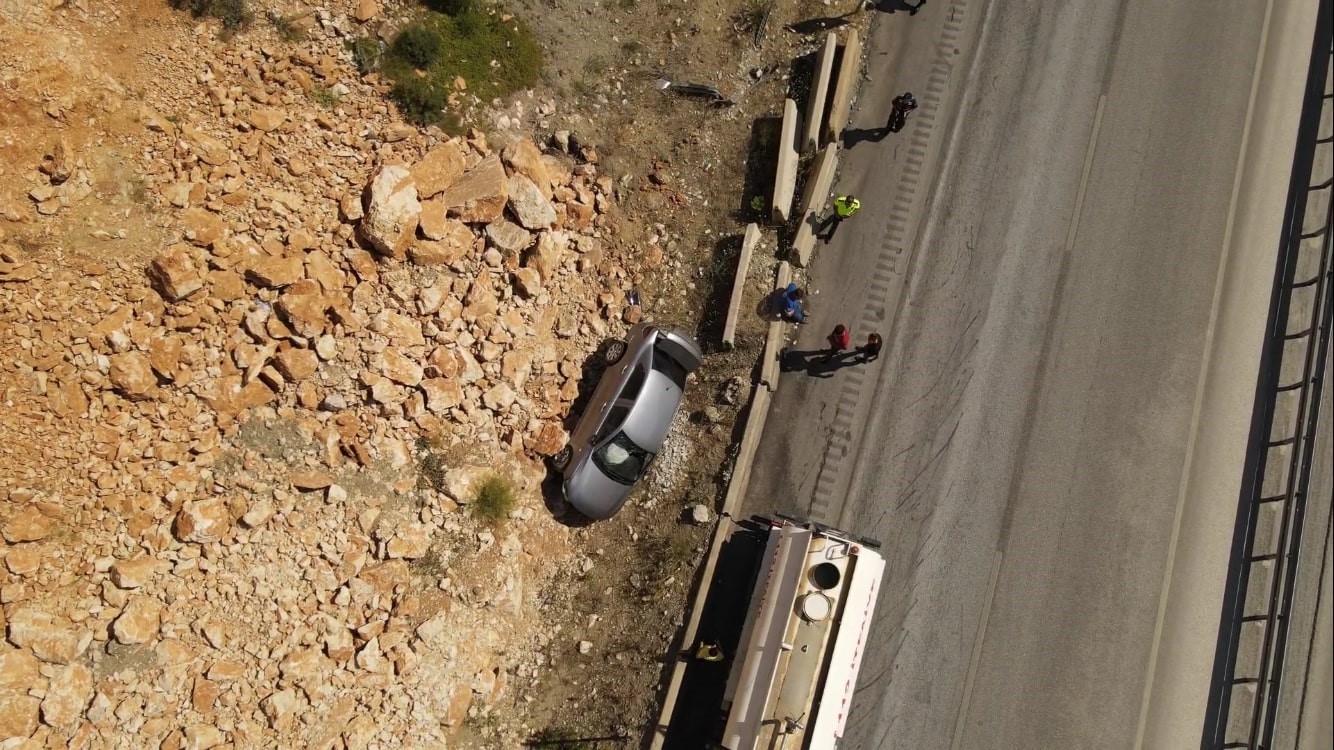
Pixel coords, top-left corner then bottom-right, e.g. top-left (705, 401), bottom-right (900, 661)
top-left (650, 20), bottom-right (866, 745)
top-left (649, 267), bottom-right (791, 748)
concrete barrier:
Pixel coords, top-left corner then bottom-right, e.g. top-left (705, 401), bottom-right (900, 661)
top-left (802, 31), bottom-right (839, 151)
top-left (649, 318), bottom-right (782, 749)
top-left (721, 223), bottom-right (762, 349)
top-left (771, 98), bottom-right (800, 224)
top-left (790, 142), bottom-right (840, 267)
top-left (759, 261), bottom-right (792, 389)
top-left (825, 28), bottom-right (862, 143)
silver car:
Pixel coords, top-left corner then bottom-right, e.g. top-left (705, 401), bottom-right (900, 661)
top-left (552, 323), bottom-right (705, 520)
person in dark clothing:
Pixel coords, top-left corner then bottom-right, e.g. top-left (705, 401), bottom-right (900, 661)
top-left (888, 92), bottom-right (919, 131)
top-left (859, 332), bottom-right (883, 362)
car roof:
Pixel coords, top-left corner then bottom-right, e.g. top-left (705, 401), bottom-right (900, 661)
top-left (618, 366), bottom-right (684, 454)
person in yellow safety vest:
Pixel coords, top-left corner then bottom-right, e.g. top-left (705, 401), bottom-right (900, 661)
top-left (695, 641), bottom-right (725, 662)
top-left (834, 195), bottom-right (862, 217)
top-left (817, 194), bottom-right (861, 243)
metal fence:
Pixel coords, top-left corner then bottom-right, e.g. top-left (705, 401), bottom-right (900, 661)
top-left (1201, 1), bottom-right (1334, 747)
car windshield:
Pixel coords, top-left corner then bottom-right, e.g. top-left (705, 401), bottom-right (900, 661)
top-left (591, 431), bottom-right (653, 486)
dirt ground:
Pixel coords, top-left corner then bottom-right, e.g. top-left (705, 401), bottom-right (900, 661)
top-left (0, 0), bottom-right (870, 745)
top-left (500, 0), bottom-right (869, 741)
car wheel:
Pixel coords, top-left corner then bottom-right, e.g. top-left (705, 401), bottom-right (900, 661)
top-left (604, 340), bottom-right (627, 364)
top-left (551, 445), bottom-right (573, 471)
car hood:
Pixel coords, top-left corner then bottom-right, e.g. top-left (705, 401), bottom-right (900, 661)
top-left (564, 464), bottom-right (635, 521)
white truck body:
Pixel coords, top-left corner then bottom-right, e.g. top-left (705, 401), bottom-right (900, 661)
top-left (719, 517), bottom-right (885, 750)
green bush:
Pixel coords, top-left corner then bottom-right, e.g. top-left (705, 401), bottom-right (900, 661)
top-left (391, 76), bottom-right (450, 125)
top-left (381, 6), bottom-right (542, 127)
top-left (309, 85), bottom-right (338, 107)
top-left (351, 37), bottom-right (384, 73)
top-left (393, 23), bottom-right (446, 69)
top-left (425, 0), bottom-right (477, 14)
top-left (169, 0), bottom-right (249, 29)
top-left (472, 475), bottom-right (517, 524)
top-left (269, 12), bottom-right (304, 41)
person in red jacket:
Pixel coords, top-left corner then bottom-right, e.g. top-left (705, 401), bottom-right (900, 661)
top-left (824, 324), bottom-right (852, 362)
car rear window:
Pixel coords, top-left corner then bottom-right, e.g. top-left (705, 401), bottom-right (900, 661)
top-left (651, 346), bottom-right (689, 388)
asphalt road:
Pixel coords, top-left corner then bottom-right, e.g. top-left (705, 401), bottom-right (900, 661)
top-left (742, 1), bottom-right (1321, 748)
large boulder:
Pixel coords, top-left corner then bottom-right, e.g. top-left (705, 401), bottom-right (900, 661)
top-left (506, 174), bottom-right (557, 230)
top-left (0, 647), bottom-right (41, 738)
top-left (246, 255), bottom-right (304, 288)
top-left (6, 609), bottom-right (90, 665)
top-left (110, 557), bottom-right (160, 589)
top-left (485, 219), bottom-right (533, 255)
top-left (148, 244), bottom-right (205, 301)
top-left (276, 290), bottom-right (330, 338)
top-left (181, 208), bottom-right (225, 247)
top-left (441, 154), bottom-right (507, 223)
top-left (40, 663), bottom-right (93, 730)
top-left (174, 498), bottom-right (231, 544)
top-left (354, 0), bottom-right (381, 23)
top-left (418, 197), bottom-right (451, 240)
top-left (420, 378), bottom-right (464, 413)
top-left (247, 108), bottom-right (287, 132)
top-left (359, 165), bottom-right (421, 259)
top-left (442, 466), bottom-right (491, 505)
top-left (524, 230), bottom-right (570, 282)
top-left (2, 506), bottom-right (52, 543)
top-left (112, 597), bottom-right (164, 645)
top-left (410, 218), bottom-right (475, 266)
top-left (502, 138), bottom-right (553, 199)
top-left (108, 352), bottom-right (158, 401)
top-left (412, 141), bottom-right (467, 199)
top-left (511, 267), bottom-right (542, 299)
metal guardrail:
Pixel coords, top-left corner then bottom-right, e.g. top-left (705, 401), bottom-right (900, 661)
top-left (1202, 1), bottom-right (1334, 747)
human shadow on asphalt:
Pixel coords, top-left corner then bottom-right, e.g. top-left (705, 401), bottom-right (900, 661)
top-left (778, 347), bottom-right (867, 378)
top-left (842, 125), bottom-right (890, 149)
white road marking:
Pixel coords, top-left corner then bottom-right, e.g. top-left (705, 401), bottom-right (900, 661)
top-left (947, 91), bottom-right (1107, 747)
top-left (949, 550), bottom-right (1003, 750)
top-left (1131, 0), bottom-right (1278, 744)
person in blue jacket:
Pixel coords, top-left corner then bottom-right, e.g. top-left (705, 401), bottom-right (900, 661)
top-left (779, 283), bottom-right (807, 323)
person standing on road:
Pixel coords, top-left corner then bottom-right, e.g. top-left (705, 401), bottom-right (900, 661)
top-left (824, 324), bottom-right (852, 362)
top-left (859, 332), bottom-right (883, 362)
top-left (888, 92), bottom-right (918, 131)
top-left (817, 195), bottom-right (861, 243)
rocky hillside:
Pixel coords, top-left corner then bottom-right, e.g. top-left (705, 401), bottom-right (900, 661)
top-left (1, 1), bottom-right (690, 747)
